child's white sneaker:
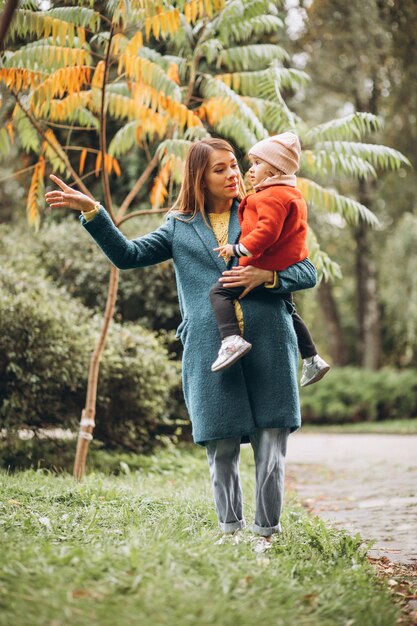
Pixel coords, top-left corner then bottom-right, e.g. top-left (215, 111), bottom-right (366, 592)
top-left (214, 530), bottom-right (242, 545)
top-left (253, 536), bottom-right (273, 553)
top-left (300, 354), bottom-right (330, 387)
top-left (211, 335), bottom-right (252, 372)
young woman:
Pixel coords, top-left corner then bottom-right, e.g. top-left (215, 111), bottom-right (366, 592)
top-left (45, 137), bottom-right (316, 552)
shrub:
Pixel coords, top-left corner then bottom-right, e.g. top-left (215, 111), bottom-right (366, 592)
top-left (0, 267), bottom-right (90, 432)
top-left (95, 322), bottom-right (182, 452)
top-left (0, 218), bottom-right (182, 333)
top-left (0, 260), bottom-right (187, 458)
top-left (300, 367), bottom-right (417, 423)
top-left (41, 216), bottom-right (181, 331)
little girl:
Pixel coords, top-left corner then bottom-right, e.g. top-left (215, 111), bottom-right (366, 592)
top-left (210, 132), bottom-right (330, 386)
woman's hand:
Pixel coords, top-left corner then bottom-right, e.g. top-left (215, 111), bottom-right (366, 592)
top-left (45, 174), bottom-right (96, 213)
top-left (219, 265), bottom-right (275, 299)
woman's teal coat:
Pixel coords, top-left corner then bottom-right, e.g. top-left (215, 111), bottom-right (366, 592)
top-left (81, 200), bottom-right (317, 445)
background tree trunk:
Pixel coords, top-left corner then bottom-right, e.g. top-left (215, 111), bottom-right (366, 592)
top-left (354, 179), bottom-right (381, 370)
top-left (317, 281), bottom-right (349, 365)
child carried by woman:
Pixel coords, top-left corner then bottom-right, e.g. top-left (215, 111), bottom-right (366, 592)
top-left (210, 131), bottom-right (330, 386)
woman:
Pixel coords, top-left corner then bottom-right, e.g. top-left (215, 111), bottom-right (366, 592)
top-left (45, 138), bottom-right (316, 552)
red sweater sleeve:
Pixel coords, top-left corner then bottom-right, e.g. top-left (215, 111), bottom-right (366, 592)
top-left (239, 195), bottom-right (289, 258)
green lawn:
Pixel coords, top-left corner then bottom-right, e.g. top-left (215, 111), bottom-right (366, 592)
top-left (302, 418), bottom-right (417, 435)
top-left (0, 445), bottom-right (399, 626)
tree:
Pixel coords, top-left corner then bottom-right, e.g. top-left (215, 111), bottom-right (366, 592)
top-left (294, 0), bottom-right (414, 369)
top-left (0, 0), bottom-right (408, 477)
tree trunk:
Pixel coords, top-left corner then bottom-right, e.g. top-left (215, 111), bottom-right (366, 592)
top-left (73, 265), bottom-right (119, 480)
top-left (317, 281), bottom-right (349, 365)
top-left (354, 180), bottom-right (381, 370)
top-left (0, 0), bottom-right (19, 50)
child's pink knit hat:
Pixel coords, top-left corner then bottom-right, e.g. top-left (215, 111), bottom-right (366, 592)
top-left (248, 132), bottom-right (301, 175)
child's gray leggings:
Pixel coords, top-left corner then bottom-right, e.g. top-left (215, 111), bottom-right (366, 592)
top-left (205, 427), bottom-right (290, 537)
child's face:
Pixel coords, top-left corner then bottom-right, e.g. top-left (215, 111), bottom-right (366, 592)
top-left (248, 157), bottom-right (279, 187)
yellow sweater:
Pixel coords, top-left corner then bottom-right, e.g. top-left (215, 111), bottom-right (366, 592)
top-left (209, 210), bottom-right (244, 335)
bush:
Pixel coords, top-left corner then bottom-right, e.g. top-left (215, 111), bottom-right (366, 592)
top-left (95, 322), bottom-right (184, 452)
top-left (41, 216), bottom-right (181, 331)
top-left (0, 267), bottom-right (90, 432)
top-left (300, 367), bottom-right (417, 423)
top-left (0, 260), bottom-right (187, 457)
top-left (0, 218), bottom-right (181, 332)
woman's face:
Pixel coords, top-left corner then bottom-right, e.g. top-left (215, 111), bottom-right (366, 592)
top-left (202, 149), bottom-right (240, 206)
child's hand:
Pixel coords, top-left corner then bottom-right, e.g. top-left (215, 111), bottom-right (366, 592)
top-left (214, 243), bottom-right (234, 259)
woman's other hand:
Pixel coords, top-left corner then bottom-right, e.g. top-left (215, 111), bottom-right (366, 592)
top-left (219, 266), bottom-right (274, 299)
top-left (45, 174), bottom-right (96, 213)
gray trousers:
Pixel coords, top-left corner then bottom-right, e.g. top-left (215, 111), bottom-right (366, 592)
top-left (206, 428), bottom-right (290, 537)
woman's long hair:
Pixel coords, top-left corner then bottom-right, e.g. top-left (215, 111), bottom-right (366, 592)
top-left (170, 137), bottom-right (246, 225)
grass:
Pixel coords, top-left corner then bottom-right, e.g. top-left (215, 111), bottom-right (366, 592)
top-left (302, 418), bottom-right (417, 435)
top-left (0, 445), bottom-right (400, 626)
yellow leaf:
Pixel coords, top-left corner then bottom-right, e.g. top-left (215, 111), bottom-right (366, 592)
top-left (145, 17), bottom-right (151, 40)
top-left (79, 148), bottom-right (88, 175)
top-left (113, 157), bottom-right (121, 177)
top-left (184, 2), bottom-right (192, 24)
top-left (27, 158), bottom-right (44, 229)
top-left (78, 27), bottom-right (86, 46)
top-left (52, 18), bottom-right (59, 44)
top-left (95, 151), bottom-right (102, 177)
top-left (203, 0), bottom-right (213, 17)
top-left (159, 12), bottom-right (168, 37)
top-left (60, 20), bottom-right (68, 44)
top-left (44, 15), bottom-right (52, 38)
top-left (191, 0), bottom-right (198, 22)
top-left (105, 153), bottom-right (112, 173)
top-left (152, 14), bottom-right (161, 39)
top-left (6, 122), bottom-right (14, 143)
top-left (167, 62), bottom-right (180, 84)
top-left (92, 60), bottom-right (105, 88)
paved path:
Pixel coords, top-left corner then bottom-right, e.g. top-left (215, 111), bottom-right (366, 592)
top-left (286, 433), bottom-right (417, 564)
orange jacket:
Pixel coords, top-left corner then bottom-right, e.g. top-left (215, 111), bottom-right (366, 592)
top-left (238, 184), bottom-right (308, 271)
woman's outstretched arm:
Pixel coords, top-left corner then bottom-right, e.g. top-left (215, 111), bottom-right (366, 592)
top-left (80, 206), bottom-right (174, 269)
top-left (45, 175), bottom-right (174, 269)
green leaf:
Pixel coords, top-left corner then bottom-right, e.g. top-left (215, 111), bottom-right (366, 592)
top-left (222, 15), bottom-right (284, 45)
top-left (7, 8), bottom-right (100, 43)
top-left (243, 97), bottom-right (301, 134)
top-left (297, 177), bottom-right (380, 228)
top-left (315, 141), bottom-right (411, 171)
top-left (200, 75), bottom-right (267, 140)
top-left (0, 128), bottom-right (12, 156)
top-left (108, 121), bottom-right (139, 157)
top-left (216, 44), bottom-right (288, 71)
top-left (307, 227), bottom-right (343, 283)
top-left (303, 113), bottom-right (382, 143)
top-left (217, 66), bottom-right (309, 97)
top-left (2, 39), bottom-right (92, 72)
top-left (14, 103), bottom-right (40, 154)
top-left (157, 139), bottom-right (193, 163)
top-left (212, 116), bottom-right (258, 152)
top-left (301, 150), bottom-right (378, 180)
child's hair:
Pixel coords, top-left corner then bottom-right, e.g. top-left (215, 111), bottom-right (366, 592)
top-left (170, 137), bottom-right (246, 225)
